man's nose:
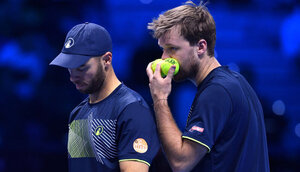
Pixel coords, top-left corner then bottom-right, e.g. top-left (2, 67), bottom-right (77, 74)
top-left (161, 51), bottom-right (169, 60)
top-left (69, 69), bottom-right (80, 82)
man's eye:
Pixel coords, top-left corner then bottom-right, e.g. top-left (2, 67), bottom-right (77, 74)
top-left (161, 46), bottom-right (178, 53)
top-left (77, 67), bottom-right (87, 71)
top-left (169, 47), bottom-right (178, 51)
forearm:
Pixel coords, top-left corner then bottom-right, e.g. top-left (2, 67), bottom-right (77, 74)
top-left (153, 99), bottom-right (186, 167)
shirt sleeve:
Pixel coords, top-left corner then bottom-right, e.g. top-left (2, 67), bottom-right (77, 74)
top-left (117, 101), bottom-right (160, 166)
top-left (182, 84), bottom-right (232, 152)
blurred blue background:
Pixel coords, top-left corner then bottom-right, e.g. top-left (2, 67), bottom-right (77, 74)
top-left (0, 0), bottom-right (299, 171)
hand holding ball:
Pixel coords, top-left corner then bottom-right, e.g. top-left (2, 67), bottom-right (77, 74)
top-left (164, 58), bottom-right (180, 76)
top-left (151, 58), bottom-right (180, 77)
top-left (151, 59), bottom-right (164, 73)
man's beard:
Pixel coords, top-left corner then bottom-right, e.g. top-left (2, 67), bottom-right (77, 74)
top-left (80, 65), bottom-right (105, 94)
top-left (173, 61), bottom-right (198, 83)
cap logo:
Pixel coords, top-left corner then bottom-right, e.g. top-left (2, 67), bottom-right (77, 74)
top-left (133, 138), bottom-right (148, 153)
top-left (65, 38), bottom-right (74, 48)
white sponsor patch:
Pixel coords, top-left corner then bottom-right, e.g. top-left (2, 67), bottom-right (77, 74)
top-left (189, 125), bottom-right (204, 133)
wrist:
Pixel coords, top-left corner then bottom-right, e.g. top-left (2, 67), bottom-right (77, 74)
top-left (153, 98), bottom-right (168, 106)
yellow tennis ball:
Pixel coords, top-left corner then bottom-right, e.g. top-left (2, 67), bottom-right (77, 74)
top-left (161, 58), bottom-right (180, 77)
top-left (151, 59), bottom-right (164, 73)
top-left (151, 58), bottom-right (180, 77)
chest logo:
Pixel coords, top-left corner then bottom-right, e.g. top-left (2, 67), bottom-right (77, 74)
top-left (133, 138), bottom-right (148, 153)
top-left (95, 126), bottom-right (103, 136)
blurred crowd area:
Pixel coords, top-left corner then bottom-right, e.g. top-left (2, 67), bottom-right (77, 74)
top-left (0, 0), bottom-right (300, 171)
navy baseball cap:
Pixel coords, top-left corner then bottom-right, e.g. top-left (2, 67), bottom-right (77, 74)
top-left (50, 22), bottom-right (112, 68)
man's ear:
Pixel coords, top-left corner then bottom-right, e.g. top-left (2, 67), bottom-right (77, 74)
top-left (197, 39), bottom-right (207, 55)
top-left (102, 52), bottom-right (112, 64)
top-left (100, 52), bottom-right (112, 70)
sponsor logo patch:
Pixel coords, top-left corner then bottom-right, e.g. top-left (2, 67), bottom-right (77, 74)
top-left (133, 138), bottom-right (148, 153)
top-left (189, 125), bottom-right (204, 133)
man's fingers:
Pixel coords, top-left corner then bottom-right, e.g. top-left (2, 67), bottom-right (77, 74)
top-left (146, 62), bottom-right (153, 79)
top-left (166, 65), bottom-right (176, 81)
top-left (154, 63), bottom-right (162, 77)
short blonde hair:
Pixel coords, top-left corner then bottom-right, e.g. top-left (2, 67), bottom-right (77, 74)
top-left (148, 1), bottom-right (216, 56)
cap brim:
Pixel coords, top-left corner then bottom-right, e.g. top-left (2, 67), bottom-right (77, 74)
top-left (49, 53), bottom-right (91, 69)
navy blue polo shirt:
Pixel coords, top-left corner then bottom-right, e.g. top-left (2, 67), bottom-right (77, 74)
top-left (67, 84), bottom-right (159, 172)
top-left (182, 66), bottom-right (269, 172)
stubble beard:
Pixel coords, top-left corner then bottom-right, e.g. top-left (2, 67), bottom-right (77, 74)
top-left (173, 63), bottom-right (197, 82)
top-left (80, 65), bottom-right (105, 94)
top-left (173, 55), bottom-right (198, 83)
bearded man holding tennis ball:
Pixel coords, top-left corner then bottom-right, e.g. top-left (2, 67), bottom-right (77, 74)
top-left (146, 1), bottom-right (269, 172)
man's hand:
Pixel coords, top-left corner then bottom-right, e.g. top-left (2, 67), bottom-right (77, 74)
top-left (146, 61), bottom-right (176, 102)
